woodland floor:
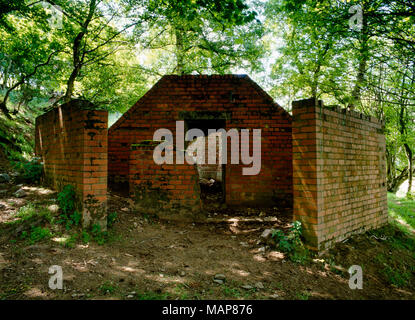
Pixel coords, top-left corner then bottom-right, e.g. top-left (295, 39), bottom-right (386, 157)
top-left (0, 179), bottom-right (414, 300)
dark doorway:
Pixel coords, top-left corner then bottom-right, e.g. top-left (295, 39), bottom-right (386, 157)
top-left (185, 119), bottom-right (226, 208)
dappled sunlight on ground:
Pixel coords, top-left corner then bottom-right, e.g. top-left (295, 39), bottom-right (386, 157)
top-left (24, 287), bottom-right (48, 298)
top-left (396, 180), bottom-right (415, 198)
top-left (0, 183), bottom-right (57, 224)
top-left (266, 251), bottom-right (285, 261)
top-left (230, 268), bottom-right (251, 277)
top-left (23, 186), bottom-right (55, 196)
top-left (0, 190), bottom-right (414, 300)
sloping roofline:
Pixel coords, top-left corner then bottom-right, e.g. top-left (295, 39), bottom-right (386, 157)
top-left (109, 74), bottom-right (291, 132)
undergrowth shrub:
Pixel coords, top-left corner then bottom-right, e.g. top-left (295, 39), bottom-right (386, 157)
top-left (56, 186), bottom-right (119, 245)
top-left (20, 226), bottom-right (52, 244)
top-left (272, 221), bottom-right (302, 253)
top-left (99, 281), bottom-right (117, 294)
top-left (6, 204), bottom-right (53, 245)
top-left (107, 211), bottom-right (118, 228)
top-left (56, 211), bottom-right (82, 230)
top-left (91, 223), bottom-right (108, 245)
top-left (13, 203), bottom-right (52, 224)
top-left (381, 265), bottom-right (412, 287)
top-left (57, 185), bottom-right (76, 215)
top-left (57, 185), bottom-right (82, 230)
top-left (271, 221), bottom-right (310, 264)
top-left (81, 230), bottom-right (91, 244)
top-left (12, 157), bottom-right (43, 183)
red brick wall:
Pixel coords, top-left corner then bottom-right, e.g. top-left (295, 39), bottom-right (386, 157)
top-left (35, 100), bottom-right (108, 228)
top-left (129, 143), bottom-right (201, 216)
top-left (292, 98), bottom-right (388, 250)
top-left (108, 75), bottom-right (293, 210)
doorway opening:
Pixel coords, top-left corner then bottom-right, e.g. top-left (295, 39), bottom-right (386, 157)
top-left (185, 119), bottom-right (226, 209)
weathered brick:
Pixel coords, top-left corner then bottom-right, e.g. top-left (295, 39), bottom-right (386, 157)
top-left (292, 98), bottom-right (387, 251)
top-left (35, 100), bottom-right (108, 229)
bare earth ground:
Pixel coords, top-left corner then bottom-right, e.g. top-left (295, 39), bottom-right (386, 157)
top-left (0, 181), bottom-right (414, 300)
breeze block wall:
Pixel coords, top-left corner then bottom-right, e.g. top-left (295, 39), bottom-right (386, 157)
top-left (35, 99), bottom-right (108, 229)
top-left (292, 98), bottom-right (388, 251)
top-left (109, 75), bottom-right (293, 212)
top-left (129, 142), bottom-right (201, 219)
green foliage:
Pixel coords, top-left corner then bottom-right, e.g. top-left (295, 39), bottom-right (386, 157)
top-left (172, 284), bottom-right (191, 300)
top-left (0, 0), bottom-right (152, 118)
top-left (81, 230), bottom-right (90, 244)
top-left (0, 91), bottom-right (45, 160)
top-left (387, 192), bottom-right (415, 233)
top-left (15, 203), bottom-right (49, 221)
top-left (295, 291), bottom-right (311, 300)
top-left (19, 231), bottom-right (28, 239)
top-left (220, 282), bottom-right (254, 298)
top-left (107, 211), bottom-right (118, 228)
top-left (90, 223), bottom-right (108, 245)
top-left (12, 157), bottom-right (42, 183)
top-left (60, 211), bottom-right (82, 230)
top-left (53, 215), bottom-right (116, 247)
top-left (266, 0), bottom-right (415, 194)
top-left (365, 196), bottom-right (415, 287)
top-left (1, 0), bottom-right (413, 207)
top-left (271, 221), bottom-right (310, 264)
top-left (20, 158), bottom-right (42, 182)
top-left (72, 211), bottom-right (82, 226)
top-left (9, 204), bottom-right (53, 244)
top-left (222, 286), bottom-right (241, 298)
top-left (57, 185), bottom-right (76, 215)
top-left (99, 281), bottom-right (117, 295)
top-left (56, 185), bottom-right (82, 230)
top-left (134, 291), bottom-right (168, 300)
top-left (375, 251), bottom-right (414, 288)
top-left (272, 221), bottom-right (302, 253)
top-left (271, 229), bottom-right (290, 251)
top-left (124, 0), bottom-right (264, 75)
top-left (381, 265), bottom-right (412, 288)
top-left (289, 247), bottom-right (311, 265)
top-left (55, 211), bottom-right (81, 230)
top-left (20, 226), bottom-right (52, 244)
top-left (63, 233), bottom-right (78, 248)
top-left (58, 226), bottom-right (112, 248)
top-left (7, 203), bottom-right (52, 227)
top-left (29, 226), bottom-right (52, 243)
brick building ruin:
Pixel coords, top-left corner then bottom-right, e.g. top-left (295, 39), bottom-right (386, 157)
top-left (108, 75), bottom-right (293, 214)
top-left (35, 100), bottom-right (108, 229)
top-left (35, 75), bottom-right (388, 250)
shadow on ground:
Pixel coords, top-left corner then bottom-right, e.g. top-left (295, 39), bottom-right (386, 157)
top-left (0, 184), bottom-right (414, 300)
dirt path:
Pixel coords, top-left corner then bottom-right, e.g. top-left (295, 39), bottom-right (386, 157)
top-left (0, 184), bottom-right (414, 300)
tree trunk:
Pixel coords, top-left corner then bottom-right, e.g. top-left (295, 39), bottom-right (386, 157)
top-left (0, 50), bottom-right (58, 116)
top-left (388, 167), bottom-right (409, 193)
top-left (1, 56), bottom-right (12, 90)
top-left (386, 148), bottom-right (396, 189)
top-left (64, 65), bottom-right (81, 102)
top-left (351, 14), bottom-right (369, 107)
top-left (64, 0), bottom-right (96, 102)
top-left (404, 144), bottom-right (413, 197)
top-left (311, 70), bottom-right (318, 100)
top-left (0, 101), bottom-right (12, 119)
top-left (175, 27), bottom-right (185, 75)
top-left (0, 78), bottom-right (24, 119)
